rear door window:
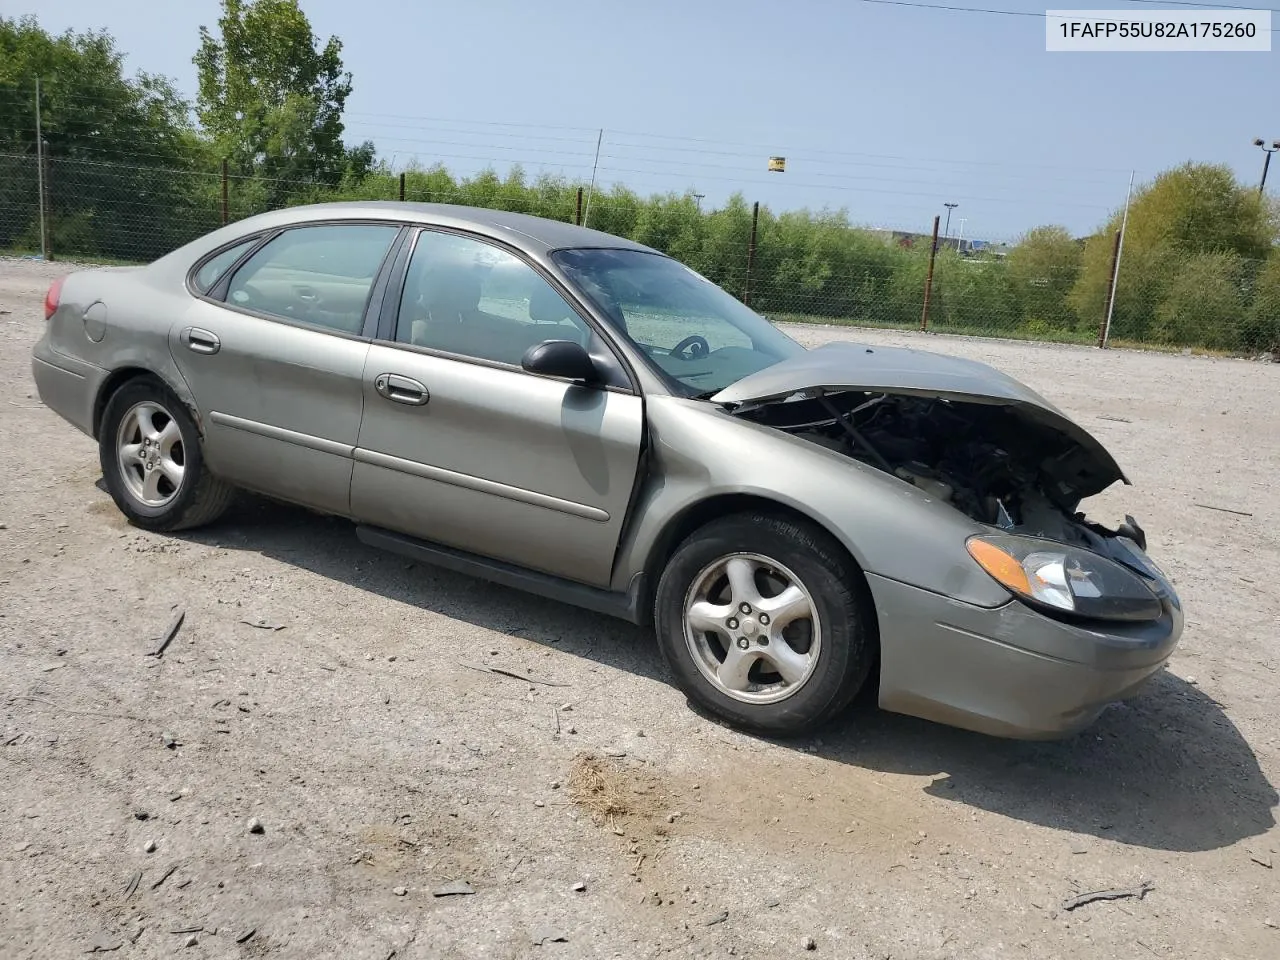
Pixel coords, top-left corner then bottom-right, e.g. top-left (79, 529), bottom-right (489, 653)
top-left (224, 224), bottom-right (400, 334)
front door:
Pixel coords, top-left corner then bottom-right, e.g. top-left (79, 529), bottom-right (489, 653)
top-left (172, 222), bottom-right (402, 515)
top-left (350, 229), bottom-right (644, 587)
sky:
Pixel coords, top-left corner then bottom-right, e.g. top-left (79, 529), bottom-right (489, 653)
top-left (10, 0), bottom-right (1279, 241)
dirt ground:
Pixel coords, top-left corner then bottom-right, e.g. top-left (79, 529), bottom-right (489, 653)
top-left (1, 255), bottom-right (1277, 960)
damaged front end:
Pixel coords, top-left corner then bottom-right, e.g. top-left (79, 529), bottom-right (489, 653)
top-left (712, 342), bottom-right (1166, 595)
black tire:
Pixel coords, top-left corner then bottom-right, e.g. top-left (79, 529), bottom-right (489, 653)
top-left (654, 512), bottom-right (877, 737)
top-left (98, 376), bottom-right (234, 532)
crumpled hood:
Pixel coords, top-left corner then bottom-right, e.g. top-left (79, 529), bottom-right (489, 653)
top-left (711, 341), bottom-right (1128, 499)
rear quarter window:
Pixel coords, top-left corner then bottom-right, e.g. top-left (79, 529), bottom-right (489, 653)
top-left (192, 237), bottom-right (259, 293)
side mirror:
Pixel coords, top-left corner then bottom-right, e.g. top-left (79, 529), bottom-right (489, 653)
top-left (521, 339), bottom-right (598, 383)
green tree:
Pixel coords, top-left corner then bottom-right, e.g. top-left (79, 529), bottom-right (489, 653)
top-left (1005, 225), bottom-right (1082, 333)
top-left (0, 15), bottom-right (211, 257)
top-left (194, 0), bottom-right (367, 190)
top-left (1243, 251), bottom-right (1280, 352)
top-left (1152, 252), bottom-right (1244, 350)
top-left (1071, 163), bottom-right (1276, 342)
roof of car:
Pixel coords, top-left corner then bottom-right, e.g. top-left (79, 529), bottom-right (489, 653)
top-left (236, 201), bottom-right (657, 255)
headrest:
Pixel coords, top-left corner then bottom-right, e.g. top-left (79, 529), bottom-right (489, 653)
top-left (423, 270), bottom-right (481, 319)
top-left (529, 282), bottom-right (572, 323)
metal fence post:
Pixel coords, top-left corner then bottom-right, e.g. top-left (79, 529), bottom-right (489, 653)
top-left (221, 159), bottom-right (229, 226)
top-left (34, 78), bottom-right (49, 261)
top-left (399, 172), bottom-right (406, 202)
top-left (743, 201), bottom-right (760, 306)
top-left (920, 215), bottom-right (941, 331)
top-left (1098, 230), bottom-right (1122, 348)
top-left (575, 187), bottom-right (583, 226)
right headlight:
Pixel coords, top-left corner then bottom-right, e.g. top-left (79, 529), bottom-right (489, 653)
top-left (966, 534), bottom-right (1163, 623)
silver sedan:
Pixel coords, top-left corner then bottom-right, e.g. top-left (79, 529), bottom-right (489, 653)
top-left (31, 202), bottom-right (1183, 738)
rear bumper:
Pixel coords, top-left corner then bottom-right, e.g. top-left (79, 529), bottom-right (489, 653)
top-left (869, 572), bottom-right (1183, 740)
top-left (31, 338), bottom-right (107, 438)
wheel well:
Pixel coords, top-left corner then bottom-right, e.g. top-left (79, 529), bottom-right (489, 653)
top-left (642, 493), bottom-right (880, 644)
top-left (92, 367), bottom-right (154, 439)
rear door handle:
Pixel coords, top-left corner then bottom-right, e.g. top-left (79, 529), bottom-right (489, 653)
top-left (181, 327), bottom-right (221, 355)
top-left (374, 373), bottom-right (429, 406)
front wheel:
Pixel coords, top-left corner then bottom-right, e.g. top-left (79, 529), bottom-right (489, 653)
top-left (98, 376), bottom-right (234, 532)
top-left (654, 513), bottom-right (877, 736)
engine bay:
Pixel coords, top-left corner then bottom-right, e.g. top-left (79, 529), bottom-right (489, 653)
top-left (741, 390), bottom-right (1139, 549)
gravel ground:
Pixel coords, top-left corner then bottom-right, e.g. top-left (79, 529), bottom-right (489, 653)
top-left (1, 256), bottom-right (1277, 960)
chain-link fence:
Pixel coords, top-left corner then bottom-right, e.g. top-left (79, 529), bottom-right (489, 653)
top-left (2, 151), bottom-right (1277, 356)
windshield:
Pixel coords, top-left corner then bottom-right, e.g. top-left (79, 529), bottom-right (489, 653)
top-left (550, 248), bottom-right (806, 396)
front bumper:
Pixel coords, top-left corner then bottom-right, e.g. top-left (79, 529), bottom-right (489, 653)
top-left (868, 572), bottom-right (1183, 739)
top-left (31, 337), bottom-right (108, 438)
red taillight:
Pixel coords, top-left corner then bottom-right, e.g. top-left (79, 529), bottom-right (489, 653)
top-left (44, 276), bottom-right (66, 320)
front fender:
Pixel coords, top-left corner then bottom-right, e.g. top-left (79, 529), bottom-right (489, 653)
top-left (612, 397), bottom-right (1007, 608)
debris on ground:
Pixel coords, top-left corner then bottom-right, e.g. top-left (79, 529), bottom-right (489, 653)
top-left (239, 619), bottom-right (286, 631)
top-left (431, 880), bottom-right (475, 897)
top-left (1193, 503), bottom-right (1253, 518)
top-left (1061, 880), bottom-right (1154, 911)
top-left (458, 661), bottom-right (569, 687)
top-left (150, 863), bottom-right (178, 889)
top-left (802, 935), bottom-right (817, 950)
top-left (572, 881), bottom-right (586, 892)
top-left (247, 817), bottom-right (264, 834)
top-left (531, 929), bottom-right (569, 946)
top-left (567, 755), bottom-right (630, 819)
top-left (147, 608), bottom-right (186, 658)
top-left (392, 886), bottom-right (407, 896)
top-left (704, 910), bottom-right (729, 926)
top-left (85, 935), bottom-right (123, 953)
top-left (122, 870), bottom-right (142, 898)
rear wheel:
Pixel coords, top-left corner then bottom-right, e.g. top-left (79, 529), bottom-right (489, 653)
top-left (98, 377), bottom-right (233, 531)
top-left (654, 513), bottom-right (877, 736)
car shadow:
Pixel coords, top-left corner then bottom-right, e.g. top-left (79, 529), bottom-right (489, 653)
top-left (174, 493), bottom-right (1276, 855)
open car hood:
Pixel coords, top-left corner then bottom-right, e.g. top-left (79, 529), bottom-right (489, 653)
top-left (711, 342), bottom-right (1128, 499)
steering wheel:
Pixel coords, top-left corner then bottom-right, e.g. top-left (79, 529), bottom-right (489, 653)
top-left (670, 335), bottom-right (710, 361)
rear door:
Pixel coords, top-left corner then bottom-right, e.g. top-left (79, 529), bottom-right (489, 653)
top-left (350, 228), bottom-right (644, 587)
top-left (173, 222), bottom-right (404, 515)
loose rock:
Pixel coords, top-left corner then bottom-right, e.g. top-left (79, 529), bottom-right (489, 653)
top-left (802, 935), bottom-right (817, 950)
top-left (183, 935), bottom-right (198, 948)
top-left (393, 886), bottom-right (407, 896)
top-left (144, 839), bottom-right (157, 853)
top-left (247, 818), bottom-right (264, 835)
top-left (572, 881), bottom-right (587, 892)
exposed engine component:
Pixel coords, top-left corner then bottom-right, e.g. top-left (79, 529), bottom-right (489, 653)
top-left (743, 390), bottom-right (1108, 544)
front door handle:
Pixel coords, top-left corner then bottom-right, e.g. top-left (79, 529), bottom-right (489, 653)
top-left (374, 373), bottom-right (430, 406)
top-left (181, 327), bottom-right (221, 355)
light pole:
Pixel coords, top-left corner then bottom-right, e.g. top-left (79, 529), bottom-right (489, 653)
top-left (1254, 138), bottom-right (1280, 195)
top-left (943, 202), bottom-right (958, 238)
top-left (693, 192), bottom-right (705, 213)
